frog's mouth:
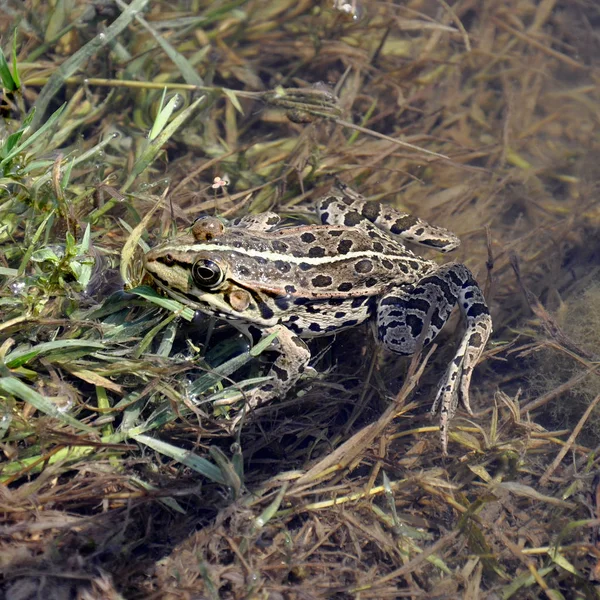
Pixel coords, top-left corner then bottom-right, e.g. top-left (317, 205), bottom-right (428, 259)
top-left (147, 272), bottom-right (278, 327)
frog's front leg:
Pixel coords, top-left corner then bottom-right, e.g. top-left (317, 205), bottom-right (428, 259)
top-left (244, 324), bottom-right (312, 412)
top-left (377, 263), bottom-right (492, 453)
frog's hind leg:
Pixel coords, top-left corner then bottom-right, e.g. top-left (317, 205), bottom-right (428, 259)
top-left (377, 263), bottom-right (492, 453)
top-left (230, 212), bottom-right (281, 231)
top-left (318, 182), bottom-right (461, 253)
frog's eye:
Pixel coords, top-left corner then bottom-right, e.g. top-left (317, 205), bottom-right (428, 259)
top-left (191, 258), bottom-right (224, 289)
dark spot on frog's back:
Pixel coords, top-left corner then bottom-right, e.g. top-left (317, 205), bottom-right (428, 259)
top-left (338, 282), bottom-right (353, 292)
top-left (312, 274), bottom-right (333, 287)
top-left (328, 229), bottom-right (344, 237)
top-left (354, 259), bottom-right (373, 274)
top-left (272, 240), bottom-right (289, 252)
top-left (274, 296), bottom-right (290, 310)
top-left (337, 239), bottom-right (353, 254)
top-left (344, 212), bottom-right (363, 227)
top-left (274, 260), bottom-right (291, 273)
top-left (361, 200), bottom-right (380, 221)
top-left (320, 196), bottom-right (337, 210)
top-left (301, 232), bottom-right (316, 243)
top-left (308, 246), bottom-right (326, 258)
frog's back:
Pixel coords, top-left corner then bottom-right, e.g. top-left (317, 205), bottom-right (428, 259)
top-left (204, 224), bottom-right (433, 298)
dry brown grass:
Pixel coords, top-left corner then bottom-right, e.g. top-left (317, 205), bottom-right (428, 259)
top-left (1, 0), bottom-right (600, 598)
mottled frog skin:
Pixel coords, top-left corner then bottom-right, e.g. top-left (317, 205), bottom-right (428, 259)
top-left (144, 182), bottom-right (492, 452)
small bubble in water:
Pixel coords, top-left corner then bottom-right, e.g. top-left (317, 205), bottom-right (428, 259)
top-left (171, 94), bottom-right (184, 110)
top-left (97, 32), bottom-right (106, 42)
top-left (56, 397), bottom-right (74, 413)
top-left (333, 0), bottom-right (364, 20)
top-left (11, 281), bottom-right (26, 295)
top-left (111, 131), bottom-right (121, 139)
top-left (0, 411), bottom-right (12, 429)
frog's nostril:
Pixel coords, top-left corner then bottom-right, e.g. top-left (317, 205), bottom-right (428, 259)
top-left (163, 253), bottom-right (175, 265)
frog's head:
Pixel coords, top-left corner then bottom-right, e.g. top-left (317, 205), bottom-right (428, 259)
top-left (144, 236), bottom-right (278, 326)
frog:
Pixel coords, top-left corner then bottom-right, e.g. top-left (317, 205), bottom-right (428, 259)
top-left (143, 182), bottom-right (492, 453)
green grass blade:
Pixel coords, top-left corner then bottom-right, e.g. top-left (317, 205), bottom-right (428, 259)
top-left (0, 103), bottom-right (66, 169)
top-left (17, 210), bottom-right (54, 276)
top-left (149, 91), bottom-right (182, 141)
top-left (115, 0), bottom-right (204, 87)
top-left (11, 30), bottom-right (20, 89)
top-left (0, 44), bottom-right (17, 91)
top-left (133, 434), bottom-right (227, 485)
top-left (129, 286), bottom-right (195, 322)
top-left (0, 377), bottom-right (95, 433)
top-left (30, 0), bottom-right (150, 130)
top-left (4, 339), bottom-right (106, 368)
top-left (122, 94), bottom-right (207, 191)
top-left (1, 109), bottom-right (35, 160)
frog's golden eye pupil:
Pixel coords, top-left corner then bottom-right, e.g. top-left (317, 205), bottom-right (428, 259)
top-left (192, 258), bottom-right (223, 288)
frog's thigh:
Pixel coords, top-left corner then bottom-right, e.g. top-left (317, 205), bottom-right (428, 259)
top-left (317, 187), bottom-right (459, 252)
top-left (248, 324), bottom-right (311, 408)
top-left (377, 263), bottom-right (492, 452)
top-left (231, 212), bottom-right (281, 231)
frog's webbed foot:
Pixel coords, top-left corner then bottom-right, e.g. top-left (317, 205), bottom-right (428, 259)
top-left (237, 324), bottom-right (311, 420)
top-left (431, 302), bottom-right (492, 454)
top-left (377, 263), bottom-right (492, 454)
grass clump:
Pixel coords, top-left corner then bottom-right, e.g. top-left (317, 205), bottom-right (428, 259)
top-left (1, 1), bottom-right (600, 599)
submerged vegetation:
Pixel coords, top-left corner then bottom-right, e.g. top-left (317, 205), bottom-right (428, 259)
top-left (1, 0), bottom-right (600, 598)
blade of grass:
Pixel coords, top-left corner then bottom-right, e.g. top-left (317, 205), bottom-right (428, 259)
top-left (11, 29), bottom-right (21, 89)
top-left (115, 0), bottom-right (204, 87)
top-left (0, 376), bottom-right (95, 433)
top-left (17, 210), bottom-right (54, 276)
top-left (30, 0), bottom-right (150, 130)
top-left (4, 339), bottom-right (105, 368)
top-left (0, 42), bottom-right (17, 91)
top-left (121, 94), bottom-right (207, 192)
top-left (0, 104), bottom-right (65, 170)
top-left (129, 285), bottom-right (196, 322)
top-left (133, 434), bottom-right (227, 485)
top-left (120, 195), bottom-right (164, 288)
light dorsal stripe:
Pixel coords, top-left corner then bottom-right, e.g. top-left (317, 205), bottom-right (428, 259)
top-left (169, 243), bottom-right (430, 267)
